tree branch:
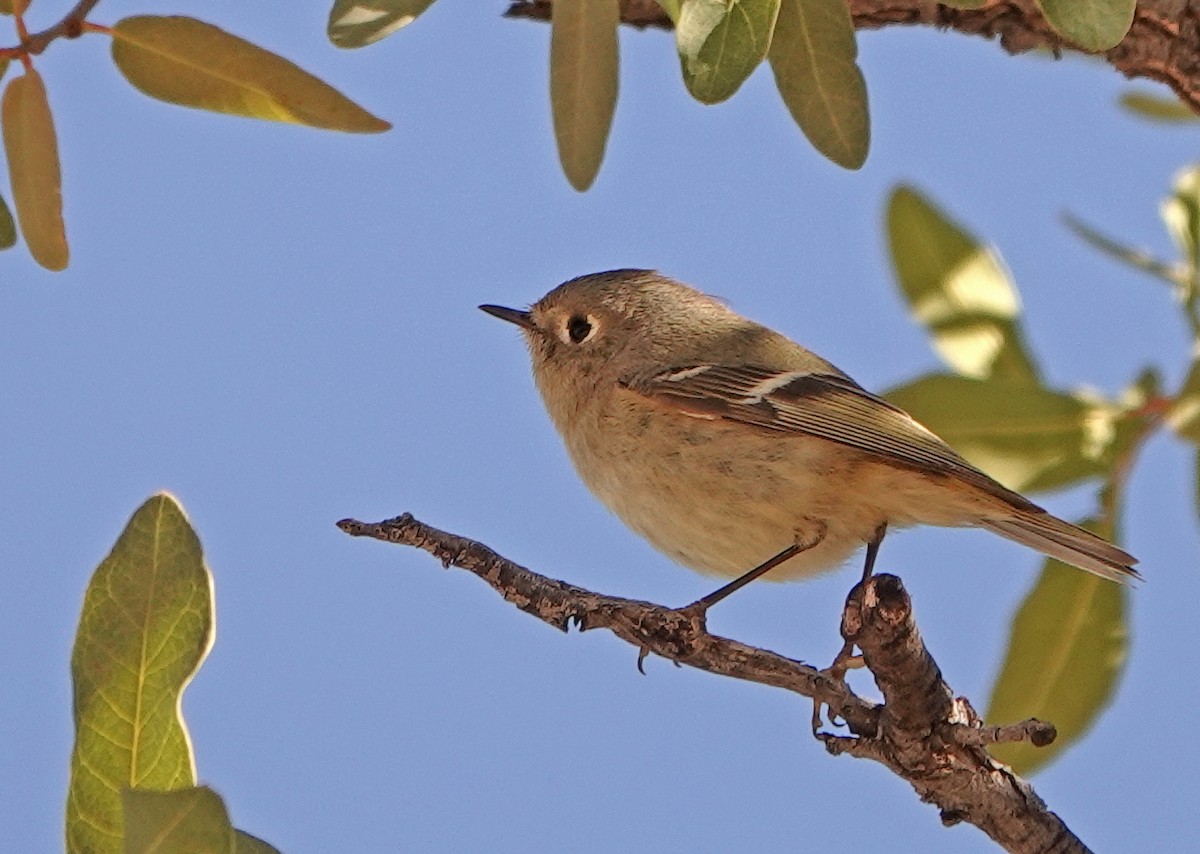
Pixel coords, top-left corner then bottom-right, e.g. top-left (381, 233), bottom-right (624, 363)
top-left (505, 0), bottom-right (1200, 115)
top-left (338, 512), bottom-right (1088, 853)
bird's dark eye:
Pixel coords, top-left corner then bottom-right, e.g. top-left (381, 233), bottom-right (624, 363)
top-left (567, 314), bottom-right (593, 343)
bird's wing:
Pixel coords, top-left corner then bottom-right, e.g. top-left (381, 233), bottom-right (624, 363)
top-left (622, 364), bottom-right (1035, 510)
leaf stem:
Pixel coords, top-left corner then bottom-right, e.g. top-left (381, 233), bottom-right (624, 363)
top-left (0, 0), bottom-right (102, 60)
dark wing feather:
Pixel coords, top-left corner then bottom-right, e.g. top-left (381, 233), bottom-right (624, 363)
top-left (622, 364), bottom-right (1037, 511)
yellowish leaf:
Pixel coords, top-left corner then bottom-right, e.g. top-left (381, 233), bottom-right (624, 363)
top-left (111, 16), bottom-right (390, 133)
top-left (986, 518), bottom-right (1128, 775)
top-left (0, 189), bottom-right (15, 249)
top-left (551, 0), bottom-right (619, 191)
top-left (2, 68), bottom-right (68, 271)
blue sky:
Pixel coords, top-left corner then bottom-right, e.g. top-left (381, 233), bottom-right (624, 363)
top-left (3, 3), bottom-right (1197, 852)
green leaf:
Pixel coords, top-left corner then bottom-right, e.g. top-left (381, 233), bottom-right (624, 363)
top-left (887, 185), bottom-right (1038, 382)
top-left (0, 189), bottom-right (15, 249)
top-left (1036, 0), bottom-right (1134, 51)
top-left (986, 517), bottom-right (1128, 775)
top-left (1195, 450), bottom-right (1200, 528)
top-left (1119, 91), bottom-right (1200, 124)
top-left (1063, 211), bottom-right (1185, 288)
top-left (550, 0), bottom-right (619, 191)
top-left (885, 374), bottom-right (1129, 495)
top-left (1160, 164), bottom-right (1200, 274)
top-left (2, 68), bottom-right (69, 270)
top-left (122, 787), bottom-right (234, 854)
top-left (327, 0), bottom-right (436, 48)
top-left (235, 831), bottom-right (283, 854)
top-left (676, 0), bottom-right (780, 105)
top-left (66, 494), bottom-right (215, 854)
top-left (1167, 359), bottom-right (1200, 444)
top-left (111, 16), bottom-right (390, 133)
top-left (767, 0), bottom-right (868, 169)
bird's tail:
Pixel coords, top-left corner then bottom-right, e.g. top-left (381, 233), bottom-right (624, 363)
top-left (980, 511), bottom-right (1139, 583)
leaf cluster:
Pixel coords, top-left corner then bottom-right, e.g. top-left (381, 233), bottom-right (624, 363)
top-left (0, 5), bottom-right (388, 270)
top-left (884, 172), bottom-right (1200, 772)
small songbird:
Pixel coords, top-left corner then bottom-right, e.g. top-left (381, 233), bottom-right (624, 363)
top-left (481, 269), bottom-right (1138, 609)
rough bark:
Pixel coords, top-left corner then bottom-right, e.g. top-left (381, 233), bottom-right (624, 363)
top-left (339, 512), bottom-right (1087, 854)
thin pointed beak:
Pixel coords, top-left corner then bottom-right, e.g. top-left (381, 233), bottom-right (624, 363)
top-left (479, 304), bottom-right (536, 331)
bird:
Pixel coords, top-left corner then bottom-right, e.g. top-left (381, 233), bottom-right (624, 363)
top-left (480, 269), bottom-right (1138, 611)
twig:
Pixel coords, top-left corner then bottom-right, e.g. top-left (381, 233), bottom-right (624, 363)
top-left (0, 0), bottom-right (102, 60)
top-left (339, 512), bottom-right (1089, 853)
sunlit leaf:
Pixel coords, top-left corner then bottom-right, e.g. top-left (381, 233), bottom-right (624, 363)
top-left (1161, 164), bottom-right (1200, 273)
top-left (551, 0), bottom-right (619, 191)
top-left (767, 0), bottom-right (868, 169)
top-left (327, 0), bottom-right (436, 48)
top-left (2, 68), bottom-right (68, 270)
top-left (885, 374), bottom-right (1130, 495)
top-left (676, 0), bottom-right (780, 105)
top-left (0, 189), bottom-right (15, 249)
top-left (123, 787), bottom-right (234, 854)
top-left (987, 517), bottom-right (1128, 775)
top-left (1036, 0), bottom-right (1135, 51)
top-left (66, 494), bottom-right (214, 854)
top-left (887, 186), bottom-right (1037, 382)
top-left (111, 16), bottom-right (390, 133)
top-left (1119, 91), bottom-right (1200, 124)
top-left (1063, 211), bottom-right (1185, 287)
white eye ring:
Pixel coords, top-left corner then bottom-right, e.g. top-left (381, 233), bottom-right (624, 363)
top-left (563, 313), bottom-right (598, 344)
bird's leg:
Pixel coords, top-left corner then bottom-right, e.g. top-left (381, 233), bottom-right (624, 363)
top-left (829, 523), bottom-right (890, 677)
top-left (683, 523), bottom-right (827, 616)
top-left (861, 522), bottom-right (888, 584)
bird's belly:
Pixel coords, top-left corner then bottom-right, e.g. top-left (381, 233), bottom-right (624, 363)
top-left (566, 414), bottom-right (957, 580)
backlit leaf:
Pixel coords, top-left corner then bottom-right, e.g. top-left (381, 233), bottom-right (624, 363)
top-left (1119, 91), bottom-right (1200, 124)
top-left (1160, 164), bottom-right (1200, 272)
top-left (986, 517), bottom-right (1128, 775)
top-left (768, 0), bottom-right (868, 169)
top-left (885, 374), bottom-right (1129, 495)
top-left (676, 0), bottom-right (780, 105)
top-left (551, 0), bottom-right (619, 191)
top-left (122, 787), bottom-right (234, 854)
top-left (1036, 0), bottom-right (1134, 51)
top-left (327, 0), bottom-right (436, 48)
top-left (66, 494), bottom-right (214, 854)
top-left (1167, 358), bottom-right (1200, 445)
top-left (887, 186), bottom-right (1037, 382)
top-left (2, 68), bottom-right (68, 270)
top-left (0, 189), bottom-right (15, 249)
top-left (111, 16), bottom-right (390, 132)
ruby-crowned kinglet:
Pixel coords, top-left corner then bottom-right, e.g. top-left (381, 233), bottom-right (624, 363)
top-left (481, 269), bottom-right (1138, 603)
